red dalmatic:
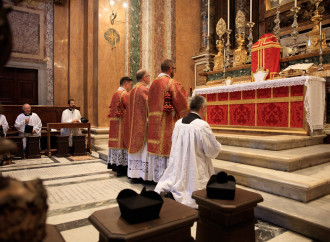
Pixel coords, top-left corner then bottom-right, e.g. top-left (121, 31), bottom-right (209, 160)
top-left (126, 82), bottom-right (149, 154)
top-left (148, 76), bottom-right (189, 157)
top-left (108, 89), bottom-right (129, 149)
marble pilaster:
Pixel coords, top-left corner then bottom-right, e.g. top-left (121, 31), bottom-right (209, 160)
top-left (176, 0), bottom-right (201, 90)
top-left (129, 0), bottom-right (141, 83)
top-left (54, 0), bottom-right (69, 106)
top-left (141, 0), bottom-right (153, 79)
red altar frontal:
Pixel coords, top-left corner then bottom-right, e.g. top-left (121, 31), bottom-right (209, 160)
top-left (194, 76), bottom-right (325, 134)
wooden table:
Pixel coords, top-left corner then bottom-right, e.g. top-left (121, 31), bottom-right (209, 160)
top-left (89, 198), bottom-right (198, 242)
top-left (46, 123), bottom-right (91, 157)
top-left (192, 188), bottom-right (263, 242)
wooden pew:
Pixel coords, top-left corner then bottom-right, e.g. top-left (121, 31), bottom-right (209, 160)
top-left (0, 105), bottom-right (80, 131)
top-left (1, 105), bottom-right (83, 156)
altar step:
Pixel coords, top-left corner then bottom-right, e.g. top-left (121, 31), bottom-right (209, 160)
top-left (214, 132), bottom-right (326, 151)
top-left (212, 160), bottom-right (330, 202)
top-left (237, 185), bottom-right (330, 242)
top-left (217, 144), bottom-right (330, 172)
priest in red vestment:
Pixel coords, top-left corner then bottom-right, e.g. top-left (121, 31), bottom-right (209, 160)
top-left (107, 76), bottom-right (132, 176)
top-left (126, 69), bottom-right (151, 180)
top-left (147, 59), bottom-right (189, 182)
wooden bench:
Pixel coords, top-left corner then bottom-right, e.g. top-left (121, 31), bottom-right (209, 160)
top-left (1, 105), bottom-right (85, 156)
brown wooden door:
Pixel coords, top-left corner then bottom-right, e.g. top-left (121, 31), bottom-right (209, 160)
top-left (0, 67), bottom-right (38, 105)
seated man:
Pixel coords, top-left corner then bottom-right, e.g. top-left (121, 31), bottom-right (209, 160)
top-left (61, 99), bottom-right (82, 147)
top-left (0, 112), bottom-right (9, 137)
top-left (0, 113), bottom-right (12, 165)
top-left (14, 103), bottom-right (42, 150)
top-left (154, 95), bottom-right (222, 209)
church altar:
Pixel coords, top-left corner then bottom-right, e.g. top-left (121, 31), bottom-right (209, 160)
top-left (193, 76), bottom-right (325, 134)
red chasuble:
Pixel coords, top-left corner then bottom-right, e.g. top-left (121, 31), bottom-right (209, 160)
top-left (251, 33), bottom-right (281, 80)
top-left (147, 76), bottom-right (189, 157)
top-left (126, 82), bottom-right (149, 154)
top-left (108, 89), bottom-right (129, 149)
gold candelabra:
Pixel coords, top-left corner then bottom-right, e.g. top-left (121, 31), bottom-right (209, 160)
top-left (306, 0), bottom-right (327, 53)
top-left (233, 10), bottom-right (247, 67)
top-left (213, 18), bottom-right (226, 71)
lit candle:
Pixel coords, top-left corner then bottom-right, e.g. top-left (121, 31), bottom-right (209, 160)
top-left (227, 0), bottom-right (230, 29)
top-left (294, 0), bottom-right (297, 7)
top-left (250, 0), bottom-right (252, 22)
top-left (208, 0), bottom-right (210, 36)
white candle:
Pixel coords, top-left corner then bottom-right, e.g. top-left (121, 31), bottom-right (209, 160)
top-left (227, 0), bottom-right (230, 29)
top-left (294, 0), bottom-right (297, 7)
top-left (320, 21), bottom-right (322, 44)
top-left (250, 0), bottom-right (252, 22)
top-left (208, 0), bottom-right (210, 36)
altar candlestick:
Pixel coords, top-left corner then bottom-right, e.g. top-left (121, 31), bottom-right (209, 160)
top-left (250, 0), bottom-right (252, 22)
top-left (227, 0), bottom-right (230, 29)
top-left (208, 0), bottom-right (210, 36)
top-left (319, 21), bottom-right (324, 71)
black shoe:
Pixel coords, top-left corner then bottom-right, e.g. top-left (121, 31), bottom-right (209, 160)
top-left (116, 172), bottom-right (125, 177)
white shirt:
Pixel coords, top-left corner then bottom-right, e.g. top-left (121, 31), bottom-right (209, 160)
top-left (60, 109), bottom-right (82, 136)
top-left (0, 114), bottom-right (9, 136)
top-left (155, 116), bottom-right (221, 208)
top-left (14, 113), bottom-right (42, 136)
top-left (157, 73), bottom-right (171, 78)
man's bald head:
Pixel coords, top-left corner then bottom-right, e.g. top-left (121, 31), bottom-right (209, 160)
top-left (22, 103), bottom-right (31, 115)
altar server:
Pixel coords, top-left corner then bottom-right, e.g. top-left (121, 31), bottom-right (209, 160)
top-left (61, 99), bottom-right (82, 146)
top-left (14, 103), bottom-right (42, 150)
top-left (155, 95), bottom-right (222, 208)
top-left (0, 113), bottom-right (9, 137)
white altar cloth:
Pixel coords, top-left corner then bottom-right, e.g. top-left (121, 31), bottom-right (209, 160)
top-left (193, 76), bottom-right (325, 132)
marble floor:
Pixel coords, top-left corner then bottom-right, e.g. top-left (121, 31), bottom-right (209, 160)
top-left (0, 153), bottom-right (314, 242)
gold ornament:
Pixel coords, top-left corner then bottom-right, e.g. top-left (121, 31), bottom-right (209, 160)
top-left (235, 10), bottom-right (246, 32)
top-left (213, 39), bottom-right (225, 71)
top-left (233, 11), bottom-right (247, 67)
top-left (213, 18), bottom-right (226, 71)
top-left (216, 18), bottom-right (226, 39)
top-left (306, 0), bottom-right (327, 53)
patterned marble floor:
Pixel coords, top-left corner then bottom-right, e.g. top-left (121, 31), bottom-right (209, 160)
top-left (0, 153), bottom-right (313, 242)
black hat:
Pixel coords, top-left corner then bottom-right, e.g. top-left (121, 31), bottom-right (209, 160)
top-left (116, 187), bottom-right (163, 224)
top-left (206, 171), bottom-right (236, 200)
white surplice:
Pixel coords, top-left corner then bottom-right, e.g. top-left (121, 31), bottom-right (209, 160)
top-left (14, 113), bottom-right (42, 149)
top-left (61, 109), bottom-right (82, 146)
top-left (127, 128), bottom-right (154, 181)
top-left (0, 114), bottom-right (9, 136)
top-left (154, 116), bottom-right (221, 209)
